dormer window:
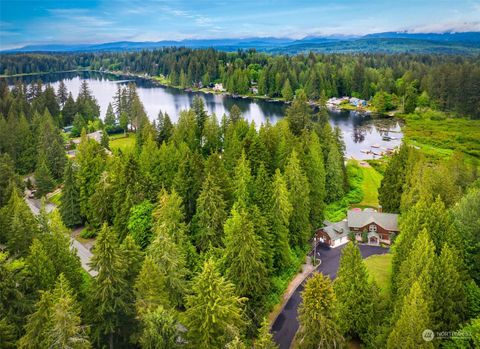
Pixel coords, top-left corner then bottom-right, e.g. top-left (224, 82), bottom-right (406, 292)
top-left (369, 224), bottom-right (377, 232)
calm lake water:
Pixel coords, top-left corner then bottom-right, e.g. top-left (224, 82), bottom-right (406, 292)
top-left (6, 71), bottom-right (403, 159)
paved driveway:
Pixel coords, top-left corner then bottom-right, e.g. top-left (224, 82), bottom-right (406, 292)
top-left (271, 243), bottom-right (388, 349)
top-left (24, 195), bottom-right (96, 276)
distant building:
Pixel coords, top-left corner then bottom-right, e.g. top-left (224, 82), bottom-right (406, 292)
top-left (71, 130), bottom-right (103, 145)
top-left (349, 97), bottom-right (367, 107)
top-left (316, 208), bottom-right (399, 247)
top-left (63, 125), bottom-right (74, 133)
top-left (250, 86), bottom-right (258, 94)
top-left (326, 96), bottom-right (351, 107)
top-left (213, 83), bottom-right (225, 92)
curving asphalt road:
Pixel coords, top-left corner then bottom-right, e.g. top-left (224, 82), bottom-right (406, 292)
top-left (271, 243), bottom-right (388, 349)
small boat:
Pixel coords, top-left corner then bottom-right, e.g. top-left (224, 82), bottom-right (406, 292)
top-left (371, 144), bottom-right (380, 148)
top-left (360, 149), bottom-right (370, 154)
top-left (382, 136), bottom-right (392, 141)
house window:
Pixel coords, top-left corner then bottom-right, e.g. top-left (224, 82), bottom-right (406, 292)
top-left (369, 224), bottom-right (377, 232)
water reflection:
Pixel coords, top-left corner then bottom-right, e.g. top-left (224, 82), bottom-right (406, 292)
top-left (5, 71), bottom-right (403, 159)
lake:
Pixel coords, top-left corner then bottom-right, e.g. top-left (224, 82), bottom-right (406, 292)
top-left (6, 71), bottom-right (403, 159)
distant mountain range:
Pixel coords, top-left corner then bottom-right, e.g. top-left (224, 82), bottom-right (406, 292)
top-left (4, 32), bottom-right (480, 54)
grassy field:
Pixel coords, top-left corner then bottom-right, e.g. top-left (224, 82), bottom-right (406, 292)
top-left (364, 253), bottom-right (392, 295)
top-left (404, 116), bottom-right (480, 161)
top-left (324, 160), bottom-right (364, 222)
top-left (109, 133), bottom-right (135, 152)
top-left (357, 164), bottom-right (382, 208)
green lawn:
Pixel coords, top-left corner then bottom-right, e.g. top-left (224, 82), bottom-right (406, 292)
top-left (109, 134), bottom-right (135, 152)
top-left (357, 165), bottom-right (383, 208)
top-left (364, 253), bottom-right (392, 295)
top-left (324, 160), bottom-right (364, 222)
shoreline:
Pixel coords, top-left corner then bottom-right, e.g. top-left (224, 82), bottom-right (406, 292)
top-left (1, 68), bottom-right (381, 115)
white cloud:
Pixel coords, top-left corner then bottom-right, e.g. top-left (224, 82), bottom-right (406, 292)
top-left (406, 21), bottom-right (480, 33)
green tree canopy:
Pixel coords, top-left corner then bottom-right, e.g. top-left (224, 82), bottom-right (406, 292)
top-left (184, 259), bottom-right (246, 349)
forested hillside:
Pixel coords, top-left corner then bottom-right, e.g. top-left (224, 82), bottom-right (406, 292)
top-left (1, 49), bottom-right (480, 118)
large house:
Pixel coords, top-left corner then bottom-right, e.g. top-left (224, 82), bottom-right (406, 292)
top-left (316, 208), bottom-right (399, 247)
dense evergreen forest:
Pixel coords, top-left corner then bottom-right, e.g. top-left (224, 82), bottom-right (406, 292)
top-left (0, 49), bottom-right (479, 348)
top-left (1, 48), bottom-right (480, 118)
top-left (0, 77), bottom-right (349, 348)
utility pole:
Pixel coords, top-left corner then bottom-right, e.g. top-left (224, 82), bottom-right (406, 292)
top-left (313, 237), bottom-right (317, 266)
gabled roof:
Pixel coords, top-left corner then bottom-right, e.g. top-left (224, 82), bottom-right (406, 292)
top-left (322, 220), bottom-right (349, 240)
top-left (347, 210), bottom-right (399, 231)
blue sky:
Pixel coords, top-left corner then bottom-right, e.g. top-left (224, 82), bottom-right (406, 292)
top-left (1, 0), bottom-right (480, 49)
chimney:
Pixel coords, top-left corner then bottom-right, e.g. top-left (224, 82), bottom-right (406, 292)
top-left (378, 205), bottom-right (382, 213)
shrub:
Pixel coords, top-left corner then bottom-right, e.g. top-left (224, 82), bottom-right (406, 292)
top-left (80, 228), bottom-right (96, 239)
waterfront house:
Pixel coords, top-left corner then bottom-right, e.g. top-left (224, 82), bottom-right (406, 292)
top-left (349, 97), bottom-right (367, 107)
top-left (213, 83), bottom-right (225, 92)
top-left (316, 208), bottom-right (399, 247)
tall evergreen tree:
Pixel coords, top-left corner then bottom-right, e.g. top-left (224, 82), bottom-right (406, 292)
top-left (146, 229), bottom-right (187, 308)
top-left (172, 148), bottom-right (204, 221)
top-left (229, 104), bottom-right (242, 124)
top-left (0, 154), bottom-right (22, 207)
top-left (334, 242), bottom-right (377, 342)
top-left (296, 273), bottom-right (345, 349)
top-left (387, 282), bottom-right (434, 349)
top-left (19, 274), bottom-right (90, 349)
top-left (270, 169), bottom-right (293, 270)
top-left (432, 244), bottom-right (467, 332)
top-left (156, 111), bottom-right (173, 145)
top-left (56, 81), bottom-right (68, 107)
top-left (192, 173), bottom-right (227, 251)
top-left (62, 93), bottom-right (76, 126)
top-left (303, 132), bottom-right (326, 228)
top-left (452, 188), bottom-right (480, 284)
top-left (285, 89), bottom-right (311, 135)
top-left (378, 144), bottom-right (409, 213)
top-left (193, 96), bottom-right (207, 145)
top-left (76, 80), bottom-right (100, 121)
top-left (223, 206), bottom-right (269, 299)
top-left (112, 153), bottom-right (142, 239)
top-left (59, 160), bottom-right (82, 227)
top-left (134, 256), bottom-right (170, 317)
top-left (391, 197), bottom-right (455, 293)
top-left (0, 188), bottom-right (38, 256)
top-left (26, 238), bottom-right (56, 291)
top-left (184, 259), bottom-right (246, 349)
top-left (46, 274), bottom-right (91, 349)
top-left (325, 140), bottom-right (345, 203)
top-left (42, 210), bottom-right (84, 294)
top-left (281, 79), bottom-right (293, 101)
top-left (285, 150), bottom-right (311, 247)
top-left (76, 129), bottom-right (106, 222)
top-left (233, 151), bottom-right (253, 207)
top-left (18, 288), bottom-right (53, 349)
top-left (395, 229), bottom-right (436, 307)
top-left (104, 103), bottom-right (116, 128)
top-left (87, 172), bottom-right (114, 229)
top-left (35, 153), bottom-right (55, 197)
top-left (36, 110), bottom-right (66, 181)
top-left (89, 224), bottom-right (129, 349)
